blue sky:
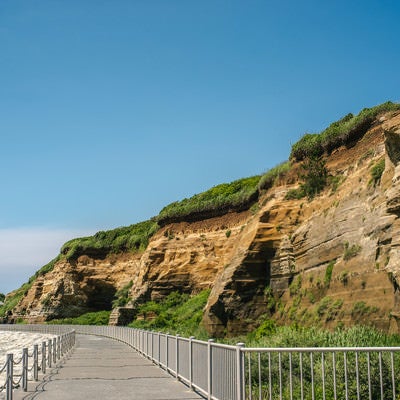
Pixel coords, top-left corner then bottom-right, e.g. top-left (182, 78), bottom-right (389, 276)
top-left (1, 0), bottom-right (399, 293)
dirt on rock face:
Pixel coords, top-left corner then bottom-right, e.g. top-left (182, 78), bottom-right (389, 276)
top-left (10, 111), bottom-right (400, 337)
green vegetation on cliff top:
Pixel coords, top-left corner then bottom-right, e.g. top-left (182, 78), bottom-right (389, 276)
top-left (290, 101), bottom-right (400, 161)
top-left (61, 220), bottom-right (159, 261)
top-left (157, 175), bottom-right (261, 225)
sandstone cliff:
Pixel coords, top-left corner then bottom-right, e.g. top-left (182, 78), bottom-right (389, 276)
top-left (6, 105), bottom-right (400, 337)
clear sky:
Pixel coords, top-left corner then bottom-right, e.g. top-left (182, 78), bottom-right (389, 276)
top-left (1, 0), bottom-right (399, 294)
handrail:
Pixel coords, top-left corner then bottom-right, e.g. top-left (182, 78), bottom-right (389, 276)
top-left (1, 324), bottom-right (400, 399)
top-left (0, 326), bottom-right (75, 400)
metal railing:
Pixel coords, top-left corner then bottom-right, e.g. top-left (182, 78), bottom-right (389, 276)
top-left (0, 326), bottom-right (76, 400)
top-left (2, 324), bottom-right (400, 400)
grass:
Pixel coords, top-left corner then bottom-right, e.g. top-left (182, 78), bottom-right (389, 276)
top-left (157, 175), bottom-right (260, 225)
top-left (47, 310), bottom-right (111, 325)
top-left (290, 101), bottom-right (400, 161)
top-left (61, 220), bottom-right (159, 261)
top-left (129, 290), bottom-right (210, 339)
top-left (258, 161), bottom-right (291, 191)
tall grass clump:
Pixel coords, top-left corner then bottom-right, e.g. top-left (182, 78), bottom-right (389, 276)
top-left (157, 176), bottom-right (260, 225)
top-left (291, 101), bottom-right (400, 161)
top-left (258, 161), bottom-right (291, 191)
top-left (61, 220), bottom-right (159, 261)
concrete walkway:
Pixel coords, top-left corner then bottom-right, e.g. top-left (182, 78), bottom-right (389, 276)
top-left (15, 334), bottom-right (202, 400)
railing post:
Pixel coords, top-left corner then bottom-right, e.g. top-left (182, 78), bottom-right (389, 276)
top-left (236, 343), bottom-right (245, 400)
top-left (57, 336), bottom-right (61, 360)
top-left (189, 336), bottom-right (195, 391)
top-left (166, 333), bottom-right (169, 371)
top-left (33, 344), bottom-right (39, 381)
top-left (151, 331), bottom-right (154, 361)
top-left (48, 339), bottom-right (52, 368)
top-left (207, 339), bottom-right (215, 400)
top-left (6, 353), bottom-right (13, 400)
top-left (158, 332), bottom-right (161, 366)
top-left (53, 338), bottom-right (57, 364)
top-left (176, 335), bottom-right (180, 380)
top-left (42, 341), bottom-right (46, 374)
top-left (22, 347), bottom-right (28, 391)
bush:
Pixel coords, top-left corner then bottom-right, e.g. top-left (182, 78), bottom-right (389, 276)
top-left (291, 101), bottom-right (400, 161)
top-left (285, 156), bottom-right (328, 200)
top-left (157, 176), bottom-right (260, 225)
top-left (370, 158), bottom-right (385, 186)
top-left (300, 156), bottom-right (328, 198)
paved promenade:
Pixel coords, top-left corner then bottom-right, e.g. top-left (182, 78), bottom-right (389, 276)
top-left (16, 334), bottom-right (202, 400)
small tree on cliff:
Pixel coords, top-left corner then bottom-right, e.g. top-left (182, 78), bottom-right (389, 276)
top-left (300, 156), bottom-right (328, 199)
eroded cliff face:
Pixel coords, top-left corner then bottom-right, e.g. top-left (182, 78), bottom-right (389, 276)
top-left (204, 111), bottom-right (400, 336)
top-left (10, 111), bottom-right (400, 337)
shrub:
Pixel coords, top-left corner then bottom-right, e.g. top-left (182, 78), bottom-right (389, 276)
top-left (285, 156), bottom-right (328, 200)
top-left (251, 319), bottom-right (277, 340)
top-left (370, 159), bottom-right (385, 186)
top-left (299, 156), bottom-right (328, 198)
top-left (291, 101), bottom-right (400, 161)
top-left (157, 175), bottom-right (260, 225)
